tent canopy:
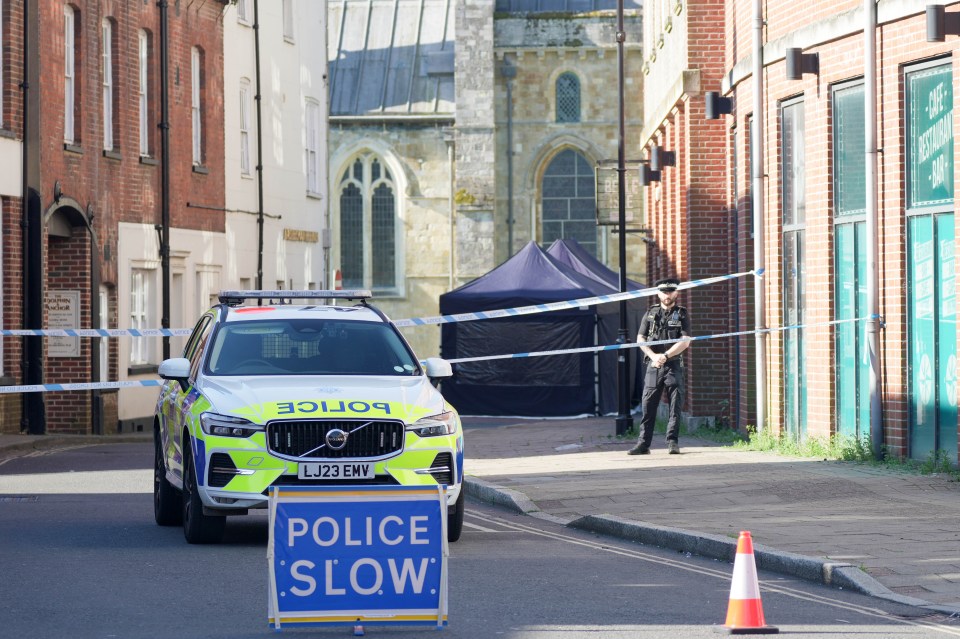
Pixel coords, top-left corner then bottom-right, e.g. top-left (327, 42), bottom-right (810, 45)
top-left (439, 241), bottom-right (644, 417)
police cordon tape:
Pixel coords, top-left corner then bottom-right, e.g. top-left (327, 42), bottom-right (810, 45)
top-left (0, 315), bottom-right (874, 393)
top-left (391, 268), bottom-right (763, 327)
top-left (0, 268), bottom-right (763, 337)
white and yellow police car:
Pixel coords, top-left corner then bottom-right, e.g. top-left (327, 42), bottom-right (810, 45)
top-left (153, 290), bottom-right (464, 544)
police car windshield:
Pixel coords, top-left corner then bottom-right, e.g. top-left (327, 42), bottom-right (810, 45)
top-left (206, 319), bottom-right (421, 377)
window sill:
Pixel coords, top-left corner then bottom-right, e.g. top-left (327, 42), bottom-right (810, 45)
top-left (241, 171), bottom-right (254, 179)
top-left (371, 289), bottom-right (404, 300)
top-left (306, 190), bottom-right (323, 200)
top-left (64, 143), bottom-right (83, 154)
top-left (192, 165), bottom-right (209, 175)
top-left (139, 156), bottom-right (159, 166)
top-left (103, 149), bottom-right (122, 161)
top-left (0, 129), bottom-right (18, 140)
top-left (128, 364), bottom-right (159, 376)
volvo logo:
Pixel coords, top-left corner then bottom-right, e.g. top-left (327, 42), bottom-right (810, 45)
top-left (325, 428), bottom-right (348, 451)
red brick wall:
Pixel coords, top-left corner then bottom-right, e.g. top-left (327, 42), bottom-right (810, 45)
top-left (30, 0), bottom-right (226, 433)
top-left (642, 0), bottom-right (736, 426)
top-left (722, 7), bottom-right (959, 456)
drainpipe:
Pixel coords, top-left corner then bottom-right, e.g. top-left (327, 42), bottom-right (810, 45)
top-left (159, 0), bottom-right (171, 360)
top-left (752, 0), bottom-right (767, 432)
top-left (21, 1), bottom-right (44, 434)
top-left (446, 129), bottom-right (455, 291)
top-left (864, 0), bottom-right (883, 456)
top-left (501, 60), bottom-right (516, 257)
top-left (254, 0), bottom-right (266, 289)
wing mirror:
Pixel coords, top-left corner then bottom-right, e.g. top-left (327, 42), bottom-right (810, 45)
top-left (158, 357), bottom-right (191, 392)
top-left (423, 357), bottom-right (453, 387)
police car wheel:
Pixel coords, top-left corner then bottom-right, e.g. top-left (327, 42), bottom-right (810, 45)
top-left (182, 443), bottom-right (226, 544)
top-left (154, 433), bottom-right (182, 526)
top-left (447, 490), bottom-right (464, 543)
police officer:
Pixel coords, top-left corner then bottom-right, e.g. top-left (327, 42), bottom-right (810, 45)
top-left (628, 277), bottom-right (691, 455)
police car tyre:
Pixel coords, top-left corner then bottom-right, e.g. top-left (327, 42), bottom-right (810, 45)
top-left (154, 432), bottom-right (182, 526)
top-left (182, 443), bottom-right (226, 544)
top-left (447, 489), bottom-right (465, 543)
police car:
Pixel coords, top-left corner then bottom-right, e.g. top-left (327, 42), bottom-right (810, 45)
top-left (153, 290), bottom-right (464, 544)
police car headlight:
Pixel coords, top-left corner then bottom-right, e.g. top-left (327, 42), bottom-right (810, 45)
top-left (200, 412), bottom-right (263, 438)
top-left (407, 411), bottom-right (458, 437)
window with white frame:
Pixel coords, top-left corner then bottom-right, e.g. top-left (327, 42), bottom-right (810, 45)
top-left (191, 47), bottom-right (202, 165)
top-left (282, 0), bottom-right (295, 41)
top-left (64, 5), bottom-right (76, 143)
top-left (138, 30), bottom-right (150, 156)
top-left (130, 269), bottom-right (153, 365)
top-left (337, 153), bottom-right (398, 293)
top-left (102, 18), bottom-right (114, 150)
top-left (236, 0), bottom-right (251, 24)
top-left (239, 79), bottom-right (252, 175)
top-left (99, 286), bottom-right (109, 381)
top-left (196, 270), bottom-right (220, 313)
top-left (305, 99), bottom-right (320, 193)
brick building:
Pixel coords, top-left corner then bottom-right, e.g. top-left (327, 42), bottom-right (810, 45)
top-left (0, 0), bottom-right (25, 432)
top-left (5, 0), bottom-right (228, 434)
top-left (639, 0), bottom-right (737, 429)
top-left (651, 0), bottom-right (960, 462)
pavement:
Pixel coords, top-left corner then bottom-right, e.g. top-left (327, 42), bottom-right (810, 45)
top-left (3, 417), bottom-right (960, 615)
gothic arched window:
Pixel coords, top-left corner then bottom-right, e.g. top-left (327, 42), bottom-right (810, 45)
top-left (338, 153), bottom-right (397, 292)
top-left (541, 149), bottom-right (598, 256)
top-left (556, 72), bottom-right (581, 123)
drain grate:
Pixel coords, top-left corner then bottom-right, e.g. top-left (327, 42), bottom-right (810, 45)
top-left (0, 495), bottom-right (39, 502)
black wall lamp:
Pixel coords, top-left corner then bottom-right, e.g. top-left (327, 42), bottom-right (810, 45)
top-left (640, 164), bottom-right (661, 185)
top-left (785, 48), bottom-right (819, 81)
top-left (705, 91), bottom-right (733, 119)
top-left (650, 145), bottom-right (676, 172)
top-left (927, 5), bottom-right (960, 41)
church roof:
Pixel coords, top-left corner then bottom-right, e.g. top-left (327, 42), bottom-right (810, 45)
top-left (328, 0), bottom-right (456, 118)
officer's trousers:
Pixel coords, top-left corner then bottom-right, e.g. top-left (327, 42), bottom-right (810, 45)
top-left (637, 359), bottom-right (685, 445)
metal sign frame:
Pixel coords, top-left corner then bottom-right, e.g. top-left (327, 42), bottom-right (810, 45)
top-left (267, 485), bottom-right (449, 631)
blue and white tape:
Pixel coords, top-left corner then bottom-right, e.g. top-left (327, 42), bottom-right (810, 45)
top-left (392, 268), bottom-right (763, 327)
top-left (0, 268), bottom-right (762, 337)
top-left (0, 314), bottom-right (873, 393)
top-left (0, 380), bottom-right (165, 394)
top-left (0, 328), bottom-right (194, 337)
top-left (445, 315), bottom-right (875, 364)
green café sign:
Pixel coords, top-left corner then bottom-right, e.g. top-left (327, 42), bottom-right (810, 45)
top-left (908, 63), bottom-right (954, 209)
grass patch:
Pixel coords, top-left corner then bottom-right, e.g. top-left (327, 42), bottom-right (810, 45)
top-left (734, 426), bottom-right (960, 480)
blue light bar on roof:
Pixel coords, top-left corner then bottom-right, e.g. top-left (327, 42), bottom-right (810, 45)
top-left (217, 290), bottom-right (372, 304)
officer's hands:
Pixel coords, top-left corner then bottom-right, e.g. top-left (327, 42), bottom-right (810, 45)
top-left (651, 354), bottom-right (668, 369)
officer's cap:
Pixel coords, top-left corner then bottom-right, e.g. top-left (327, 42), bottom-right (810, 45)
top-left (656, 277), bottom-right (680, 292)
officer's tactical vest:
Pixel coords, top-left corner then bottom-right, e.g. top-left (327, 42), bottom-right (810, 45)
top-left (644, 305), bottom-right (687, 346)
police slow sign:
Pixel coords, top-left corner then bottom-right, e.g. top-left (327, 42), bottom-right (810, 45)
top-left (267, 486), bottom-right (448, 630)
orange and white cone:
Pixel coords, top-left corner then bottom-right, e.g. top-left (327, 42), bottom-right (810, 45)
top-left (721, 531), bottom-right (778, 634)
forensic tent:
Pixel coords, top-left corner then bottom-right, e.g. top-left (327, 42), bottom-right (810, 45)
top-left (546, 239), bottom-right (647, 415)
top-left (439, 241), bottom-right (640, 417)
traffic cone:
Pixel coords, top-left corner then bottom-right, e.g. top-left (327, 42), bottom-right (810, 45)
top-left (721, 531), bottom-right (778, 634)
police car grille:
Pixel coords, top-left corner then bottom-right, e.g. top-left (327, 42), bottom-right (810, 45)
top-left (266, 420), bottom-right (405, 458)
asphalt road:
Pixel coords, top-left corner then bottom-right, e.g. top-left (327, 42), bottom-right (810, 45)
top-left (1, 443), bottom-right (959, 638)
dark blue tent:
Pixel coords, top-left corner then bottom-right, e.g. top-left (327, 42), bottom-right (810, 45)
top-left (439, 241), bottom-right (641, 416)
top-left (547, 239), bottom-right (647, 414)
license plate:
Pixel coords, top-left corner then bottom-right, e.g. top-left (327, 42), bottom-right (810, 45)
top-left (298, 462), bottom-right (375, 480)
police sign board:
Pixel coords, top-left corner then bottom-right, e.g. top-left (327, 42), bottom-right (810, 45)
top-left (267, 485), bottom-right (448, 630)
